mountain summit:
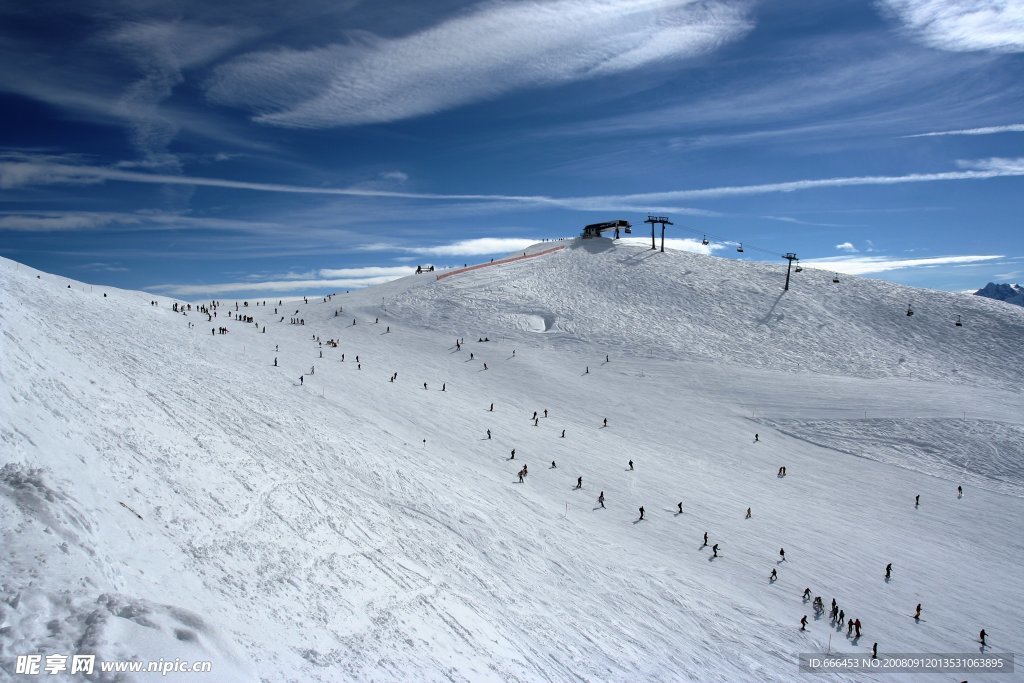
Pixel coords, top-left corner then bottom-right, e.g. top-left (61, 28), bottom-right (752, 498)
top-left (974, 282), bottom-right (1024, 308)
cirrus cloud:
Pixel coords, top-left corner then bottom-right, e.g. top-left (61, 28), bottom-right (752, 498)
top-left (878, 0), bottom-right (1024, 53)
top-left (801, 253), bottom-right (1004, 275)
top-left (206, 0), bottom-right (754, 127)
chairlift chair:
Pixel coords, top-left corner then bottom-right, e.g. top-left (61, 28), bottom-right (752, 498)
top-left (736, 243), bottom-right (744, 253)
top-left (795, 264), bottom-right (803, 273)
top-left (955, 315), bottom-right (963, 327)
top-left (906, 305), bottom-right (914, 317)
top-left (832, 273), bottom-right (840, 283)
top-left (701, 235), bottom-right (709, 246)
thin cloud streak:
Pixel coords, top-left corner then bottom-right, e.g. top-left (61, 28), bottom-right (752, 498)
top-left (802, 254), bottom-right (1004, 275)
top-left (903, 123), bottom-right (1024, 137)
top-left (0, 210), bottom-right (284, 233)
top-left (3, 157), bottom-right (1024, 208)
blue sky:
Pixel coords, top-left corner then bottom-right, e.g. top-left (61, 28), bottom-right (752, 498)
top-left (1, 0), bottom-right (1022, 298)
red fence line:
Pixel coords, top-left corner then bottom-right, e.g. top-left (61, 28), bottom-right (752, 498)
top-left (436, 245), bottom-right (566, 281)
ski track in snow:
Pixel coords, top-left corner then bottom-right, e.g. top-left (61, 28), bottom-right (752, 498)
top-left (2, 242), bottom-right (1023, 682)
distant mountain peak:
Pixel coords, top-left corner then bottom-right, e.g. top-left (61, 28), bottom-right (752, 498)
top-left (974, 282), bottom-right (1024, 308)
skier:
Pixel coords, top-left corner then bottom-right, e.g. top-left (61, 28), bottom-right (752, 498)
top-left (803, 587), bottom-right (812, 600)
top-left (585, 366), bottom-right (589, 374)
top-left (779, 548), bottom-right (786, 561)
top-left (533, 411), bottom-right (538, 420)
top-left (914, 603), bottom-right (921, 619)
top-left (442, 383), bottom-right (446, 392)
top-left (712, 543), bottom-right (719, 557)
top-left (543, 409), bottom-right (548, 418)
top-left (274, 358), bottom-right (277, 367)
top-left (606, 354), bottom-right (609, 363)
top-left (603, 417), bottom-right (608, 427)
top-left (871, 643), bottom-right (877, 659)
top-left (518, 469), bottom-right (524, 484)
top-left (598, 491), bottom-right (605, 508)
top-left (483, 363), bottom-right (488, 370)
top-left (838, 609), bottom-right (844, 624)
top-left (800, 615), bottom-right (808, 631)
top-left (510, 449), bottom-right (515, 459)
top-left (561, 429), bottom-right (565, 438)
top-left (576, 476), bottom-right (582, 489)
top-left (980, 628), bottom-right (987, 646)
top-left (754, 433), bottom-right (759, 442)
top-left (533, 418), bottom-right (539, 427)
top-left (489, 403), bottom-right (494, 412)
top-left (638, 506), bottom-right (645, 520)
top-left (770, 568), bottom-right (777, 581)
top-left (703, 532), bottom-right (709, 547)
top-left (778, 466), bottom-right (785, 476)
top-left (915, 494), bottom-right (920, 507)
top-left (886, 563), bottom-right (892, 579)
top-left (300, 376), bottom-right (303, 385)
top-left (551, 460), bottom-right (556, 468)
top-left (677, 502), bottom-right (683, 514)
top-left (424, 382), bottom-right (428, 390)
top-left (958, 485), bottom-right (963, 498)
top-left (628, 460), bottom-right (634, 470)
top-left (487, 429), bottom-right (491, 439)
top-left (847, 619), bottom-right (854, 636)
top-left (470, 353), bottom-right (474, 360)
top-left (745, 507), bottom-right (751, 519)
top-left (854, 618), bottom-right (862, 638)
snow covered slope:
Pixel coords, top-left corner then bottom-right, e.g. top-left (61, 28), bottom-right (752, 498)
top-left (2, 241), bottom-right (1022, 682)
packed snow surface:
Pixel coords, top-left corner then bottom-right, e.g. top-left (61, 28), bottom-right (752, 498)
top-left (2, 239), bottom-right (1023, 682)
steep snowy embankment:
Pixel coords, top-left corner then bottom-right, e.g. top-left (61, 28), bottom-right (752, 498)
top-left (2, 245), bottom-right (1022, 683)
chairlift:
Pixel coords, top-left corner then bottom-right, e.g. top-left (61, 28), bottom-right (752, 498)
top-left (701, 235), bottom-right (709, 246)
top-left (736, 243), bottom-right (744, 253)
top-left (906, 305), bottom-right (914, 317)
top-left (955, 315), bottom-right (963, 327)
top-left (832, 273), bottom-right (840, 283)
top-left (794, 264), bottom-right (803, 273)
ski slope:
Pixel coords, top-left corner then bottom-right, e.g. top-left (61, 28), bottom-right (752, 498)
top-left (2, 240), bottom-right (1023, 682)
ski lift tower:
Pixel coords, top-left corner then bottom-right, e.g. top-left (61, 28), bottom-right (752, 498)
top-left (783, 253), bottom-right (798, 291)
top-left (644, 215), bottom-right (673, 252)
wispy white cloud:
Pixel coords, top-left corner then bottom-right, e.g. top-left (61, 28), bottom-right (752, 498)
top-left (206, 0), bottom-right (753, 127)
top-left (903, 123), bottom-right (1024, 137)
top-left (802, 253), bottom-right (1004, 275)
top-left (878, 0), bottom-right (1024, 53)
top-left (0, 209), bottom-right (284, 233)
top-left (151, 267), bottom-right (415, 296)
top-left (762, 215), bottom-right (858, 228)
top-left (78, 262), bottom-right (128, 272)
top-left (317, 266), bottom-right (416, 278)
top-left (835, 241), bottom-right (858, 252)
top-left (4, 156), bottom-right (1024, 207)
top-left (356, 237), bottom-right (542, 257)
